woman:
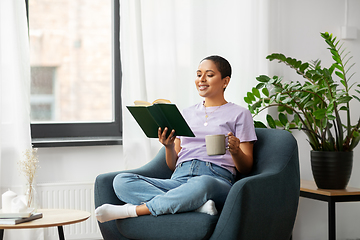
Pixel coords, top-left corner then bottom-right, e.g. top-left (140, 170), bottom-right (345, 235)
top-left (95, 55), bottom-right (257, 222)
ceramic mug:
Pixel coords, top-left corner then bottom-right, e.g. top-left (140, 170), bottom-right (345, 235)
top-left (205, 134), bottom-right (229, 156)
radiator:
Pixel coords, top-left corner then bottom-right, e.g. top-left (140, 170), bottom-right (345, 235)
top-left (37, 182), bottom-right (102, 240)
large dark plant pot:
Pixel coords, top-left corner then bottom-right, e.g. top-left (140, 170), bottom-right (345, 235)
top-left (311, 151), bottom-right (353, 189)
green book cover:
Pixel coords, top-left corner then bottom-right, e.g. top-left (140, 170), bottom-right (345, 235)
top-left (127, 103), bottom-right (195, 138)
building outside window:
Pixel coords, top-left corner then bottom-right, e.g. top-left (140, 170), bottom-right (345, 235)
top-left (27, 0), bottom-right (122, 146)
top-left (30, 66), bottom-right (56, 121)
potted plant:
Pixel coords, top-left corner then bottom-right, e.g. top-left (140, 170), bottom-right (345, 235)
top-left (245, 32), bottom-right (360, 189)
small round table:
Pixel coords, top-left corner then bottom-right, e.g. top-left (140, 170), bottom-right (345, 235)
top-left (0, 209), bottom-right (90, 240)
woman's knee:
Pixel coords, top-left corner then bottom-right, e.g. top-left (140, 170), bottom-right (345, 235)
top-left (190, 175), bottom-right (231, 197)
top-left (190, 175), bottom-right (221, 192)
top-left (114, 173), bottom-right (135, 186)
top-left (113, 173), bottom-right (137, 199)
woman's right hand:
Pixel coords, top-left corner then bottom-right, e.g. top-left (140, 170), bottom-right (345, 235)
top-left (158, 127), bottom-right (176, 148)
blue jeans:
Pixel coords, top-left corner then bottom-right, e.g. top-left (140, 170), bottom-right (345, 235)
top-left (113, 160), bottom-right (235, 216)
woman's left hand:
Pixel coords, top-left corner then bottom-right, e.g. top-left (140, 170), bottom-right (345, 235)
top-left (227, 132), bottom-right (240, 155)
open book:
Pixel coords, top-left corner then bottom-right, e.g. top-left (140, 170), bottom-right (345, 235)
top-left (127, 99), bottom-right (195, 138)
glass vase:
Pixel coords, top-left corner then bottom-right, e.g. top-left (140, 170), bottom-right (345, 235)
top-left (26, 183), bottom-right (38, 212)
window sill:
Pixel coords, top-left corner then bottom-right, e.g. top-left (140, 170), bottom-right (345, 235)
top-left (32, 136), bottom-right (123, 148)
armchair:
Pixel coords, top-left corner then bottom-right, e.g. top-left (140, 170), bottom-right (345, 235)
top-left (94, 128), bottom-right (300, 240)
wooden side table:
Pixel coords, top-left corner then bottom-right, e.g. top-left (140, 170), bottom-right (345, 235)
top-left (300, 180), bottom-right (360, 240)
top-left (0, 209), bottom-right (90, 240)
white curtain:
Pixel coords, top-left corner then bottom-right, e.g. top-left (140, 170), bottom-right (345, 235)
top-left (0, 0), bottom-right (43, 239)
top-left (120, 0), bottom-right (270, 169)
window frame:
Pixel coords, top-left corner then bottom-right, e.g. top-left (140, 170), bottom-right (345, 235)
top-left (26, 0), bottom-right (122, 147)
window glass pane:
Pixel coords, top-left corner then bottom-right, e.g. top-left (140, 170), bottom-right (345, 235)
top-left (29, 0), bottom-right (113, 123)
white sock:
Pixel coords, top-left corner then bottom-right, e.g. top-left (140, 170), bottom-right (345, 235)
top-left (95, 203), bottom-right (138, 223)
top-left (195, 200), bottom-right (218, 215)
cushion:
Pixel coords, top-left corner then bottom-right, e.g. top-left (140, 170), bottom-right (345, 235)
top-left (116, 212), bottom-right (219, 240)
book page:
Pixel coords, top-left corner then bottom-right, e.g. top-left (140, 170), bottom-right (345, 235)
top-left (134, 99), bottom-right (171, 106)
top-left (152, 99), bottom-right (171, 104)
top-left (134, 100), bottom-right (152, 106)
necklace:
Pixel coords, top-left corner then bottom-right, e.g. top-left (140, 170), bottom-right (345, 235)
top-left (203, 104), bottom-right (222, 126)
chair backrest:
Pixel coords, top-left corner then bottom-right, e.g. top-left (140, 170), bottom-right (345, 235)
top-left (236, 128), bottom-right (299, 180)
top-left (252, 128), bottom-right (298, 175)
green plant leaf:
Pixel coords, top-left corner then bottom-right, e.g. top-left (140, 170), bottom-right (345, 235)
top-left (299, 63), bottom-right (309, 73)
top-left (349, 132), bottom-right (360, 151)
top-left (337, 96), bottom-right (352, 104)
top-left (282, 97), bottom-right (293, 104)
top-left (327, 114), bottom-right (336, 121)
top-left (335, 71), bottom-right (344, 80)
top-left (286, 57), bottom-right (297, 66)
top-left (327, 102), bottom-right (334, 113)
top-left (303, 84), bottom-right (318, 91)
top-left (333, 63), bottom-right (344, 72)
top-left (275, 120), bottom-right (283, 127)
top-left (313, 109), bottom-right (327, 120)
top-left (294, 60), bottom-right (302, 68)
top-left (285, 107), bottom-right (293, 114)
top-left (352, 130), bottom-right (360, 137)
top-left (330, 49), bottom-right (339, 57)
top-left (277, 105), bottom-right (287, 112)
top-left (303, 100), bottom-right (316, 108)
top-left (244, 96), bottom-right (252, 104)
top-left (332, 55), bottom-right (342, 64)
top-left (254, 121), bottom-right (267, 128)
top-left (299, 94), bottom-right (311, 106)
top-left (252, 87), bottom-right (260, 98)
top-left (297, 122), bottom-right (303, 131)
top-left (278, 113), bottom-right (288, 126)
top-left (266, 53), bottom-right (286, 62)
top-left (285, 122), bottom-right (291, 131)
top-left (293, 114), bottom-right (300, 124)
top-left (273, 86), bottom-right (282, 93)
top-left (256, 83), bottom-right (265, 89)
top-left (262, 87), bottom-right (269, 97)
top-left (247, 92), bottom-right (256, 102)
top-left (256, 75), bottom-right (271, 83)
top-left (266, 114), bottom-right (276, 128)
top-left (252, 101), bottom-right (262, 109)
top-left (269, 96), bottom-right (275, 104)
top-left (340, 80), bottom-right (347, 87)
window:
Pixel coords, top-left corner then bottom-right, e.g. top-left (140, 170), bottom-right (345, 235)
top-left (31, 66), bottom-right (56, 121)
top-left (26, 0), bottom-right (122, 147)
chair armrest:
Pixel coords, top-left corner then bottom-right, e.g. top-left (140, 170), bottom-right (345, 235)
top-left (94, 147), bottom-right (170, 208)
top-left (95, 171), bottom-right (123, 207)
top-left (94, 147), bottom-right (170, 240)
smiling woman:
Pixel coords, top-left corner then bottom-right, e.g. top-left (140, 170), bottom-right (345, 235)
top-left (196, 56), bottom-right (231, 106)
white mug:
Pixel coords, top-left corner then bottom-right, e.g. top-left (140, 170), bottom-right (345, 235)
top-left (205, 134), bottom-right (229, 156)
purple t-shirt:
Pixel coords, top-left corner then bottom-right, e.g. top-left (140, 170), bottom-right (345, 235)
top-left (176, 102), bottom-right (257, 174)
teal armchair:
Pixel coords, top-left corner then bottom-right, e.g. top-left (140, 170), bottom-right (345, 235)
top-left (94, 128), bottom-right (300, 240)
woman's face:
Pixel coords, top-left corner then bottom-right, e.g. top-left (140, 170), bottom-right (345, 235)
top-left (195, 60), bottom-right (228, 99)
